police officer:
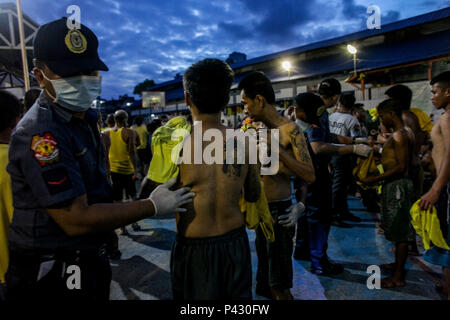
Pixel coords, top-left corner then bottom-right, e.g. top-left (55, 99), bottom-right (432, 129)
top-left (293, 92), bottom-right (371, 275)
top-left (5, 18), bottom-right (194, 300)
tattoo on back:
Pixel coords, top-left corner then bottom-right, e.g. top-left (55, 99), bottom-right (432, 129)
top-left (222, 139), bottom-right (243, 178)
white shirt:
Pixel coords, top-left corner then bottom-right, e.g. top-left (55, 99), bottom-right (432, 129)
top-left (329, 111), bottom-right (361, 138)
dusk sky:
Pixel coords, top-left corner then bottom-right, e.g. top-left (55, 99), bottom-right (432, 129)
top-left (3, 0), bottom-right (449, 99)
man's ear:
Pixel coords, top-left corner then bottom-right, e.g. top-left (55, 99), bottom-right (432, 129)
top-left (33, 68), bottom-right (46, 89)
top-left (256, 95), bottom-right (265, 108)
top-left (184, 91), bottom-right (191, 107)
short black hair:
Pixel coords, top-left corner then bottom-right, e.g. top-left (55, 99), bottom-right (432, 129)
top-left (134, 116), bottom-right (143, 126)
top-left (318, 78), bottom-right (341, 98)
top-left (24, 89), bottom-right (41, 111)
top-left (294, 92), bottom-right (324, 125)
top-left (238, 71), bottom-right (275, 104)
top-left (339, 92), bottom-right (355, 110)
top-left (377, 99), bottom-right (402, 118)
top-left (430, 71), bottom-right (450, 89)
top-left (183, 58), bottom-right (234, 114)
top-left (0, 91), bottom-right (22, 132)
top-left (106, 114), bottom-right (115, 126)
top-left (114, 110), bottom-right (128, 124)
top-left (385, 84), bottom-right (412, 110)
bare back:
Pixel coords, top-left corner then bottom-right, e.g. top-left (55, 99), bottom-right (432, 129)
top-left (177, 123), bottom-right (260, 238)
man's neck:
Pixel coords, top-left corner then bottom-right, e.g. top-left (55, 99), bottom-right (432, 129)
top-left (193, 113), bottom-right (222, 126)
top-left (392, 118), bottom-right (404, 132)
top-left (260, 105), bottom-right (288, 129)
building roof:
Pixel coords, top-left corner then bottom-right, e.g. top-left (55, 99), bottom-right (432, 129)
top-left (149, 7), bottom-right (450, 96)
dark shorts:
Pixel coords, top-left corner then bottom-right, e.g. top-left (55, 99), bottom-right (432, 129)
top-left (111, 172), bottom-right (136, 201)
top-left (171, 226), bottom-right (252, 300)
top-left (5, 247), bottom-right (111, 301)
top-left (381, 178), bottom-right (415, 243)
top-left (137, 147), bottom-right (151, 165)
top-left (424, 185), bottom-right (450, 268)
top-left (255, 199), bottom-right (295, 290)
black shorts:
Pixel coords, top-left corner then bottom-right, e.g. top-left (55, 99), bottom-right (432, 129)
top-left (255, 199), bottom-right (295, 290)
top-left (170, 226), bottom-right (252, 300)
top-left (110, 172), bottom-right (136, 201)
top-left (137, 148), bottom-right (151, 165)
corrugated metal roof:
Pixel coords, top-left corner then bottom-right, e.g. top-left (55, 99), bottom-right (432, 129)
top-left (150, 7), bottom-right (450, 91)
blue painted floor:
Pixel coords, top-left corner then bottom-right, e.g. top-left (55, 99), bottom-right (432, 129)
top-left (109, 196), bottom-right (446, 300)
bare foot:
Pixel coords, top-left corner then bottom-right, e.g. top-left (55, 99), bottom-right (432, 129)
top-left (377, 228), bottom-right (385, 234)
top-left (118, 227), bottom-right (129, 235)
top-left (381, 277), bottom-right (406, 288)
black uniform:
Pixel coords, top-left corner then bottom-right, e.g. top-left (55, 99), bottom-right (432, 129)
top-left (6, 94), bottom-right (113, 300)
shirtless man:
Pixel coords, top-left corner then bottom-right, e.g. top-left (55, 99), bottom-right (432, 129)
top-left (386, 84), bottom-right (427, 200)
top-left (171, 59), bottom-right (261, 300)
top-left (420, 71), bottom-right (450, 300)
top-left (361, 99), bottom-right (415, 288)
top-left (238, 71), bottom-right (315, 300)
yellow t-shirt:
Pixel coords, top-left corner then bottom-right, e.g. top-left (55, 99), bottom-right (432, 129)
top-left (135, 125), bottom-right (149, 150)
top-left (0, 144), bottom-right (13, 283)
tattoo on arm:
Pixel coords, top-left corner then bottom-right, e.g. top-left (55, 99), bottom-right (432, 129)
top-left (290, 127), bottom-right (313, 164)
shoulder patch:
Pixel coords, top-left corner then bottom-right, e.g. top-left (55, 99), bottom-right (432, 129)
top-left (31, 133), bottom-right (60, 167)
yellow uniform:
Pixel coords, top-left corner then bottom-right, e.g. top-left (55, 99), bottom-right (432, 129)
top-left (135, 125), bottom-right (149, 150)
top-left (108, 128), bottom-right (134, 175)
top-left (0, 144), bottom-right (13, 283)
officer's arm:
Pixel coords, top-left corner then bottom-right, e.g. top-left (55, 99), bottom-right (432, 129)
top-left (310, 141), bottom-right (353, 156)
top-left (46, 195), bottom-right (156, 236)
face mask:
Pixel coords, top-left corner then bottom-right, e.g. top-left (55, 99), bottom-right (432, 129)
top-left (42, 72), bottom-right (102, 112)
top-left (295, 119), bottom-right (311, 132)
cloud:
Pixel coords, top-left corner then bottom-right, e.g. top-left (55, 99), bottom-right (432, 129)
top-left (4, 0), bottom-right (446, 99)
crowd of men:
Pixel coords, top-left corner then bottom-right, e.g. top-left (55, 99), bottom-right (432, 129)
top-left (0, 17), bottom-right (449, 301)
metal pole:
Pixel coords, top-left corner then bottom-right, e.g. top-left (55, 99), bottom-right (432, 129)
top-left (16, 0), bottom-right (30, 92)
top-left (353, 54), bottom-right (357, 75)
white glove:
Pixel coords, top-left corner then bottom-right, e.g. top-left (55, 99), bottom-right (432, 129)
top-left (353, 144), bottom-right (372, 157)
top-left (149, 178), bottom-right (195, 217)
top-left (278, 202), bottom-right (305, 228)
top-left (354, 137), bottom-right (368, 144)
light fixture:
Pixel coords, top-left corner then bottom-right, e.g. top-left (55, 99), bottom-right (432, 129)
top-left (282, 61), bottom-right (292, 72)
top-left (347, 44), bottom-right (357, 55)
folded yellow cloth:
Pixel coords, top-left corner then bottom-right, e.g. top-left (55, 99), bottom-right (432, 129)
top-left (353, 150), bottom-right (383, 191)
top-left (410, 200), bottom-right (450, 250)
top-left (239, 179), bottom-right (275, 242)
top-left (410, 108), bottom-right (433, 134)
top-left (147, 116), bottom-right (191, 183)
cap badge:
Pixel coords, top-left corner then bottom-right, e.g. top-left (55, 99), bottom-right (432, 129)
top-left (317, 106), bottom-right (326, 116)
top-left (65, 29), bottom-right (87, 54)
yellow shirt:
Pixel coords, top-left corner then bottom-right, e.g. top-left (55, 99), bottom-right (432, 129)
top-left (108, 128), bottom-right (134, 175)
top-left (0, 144), bottom-right (13, 283)
top-left (135, 125), bottom-right (149, 150)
